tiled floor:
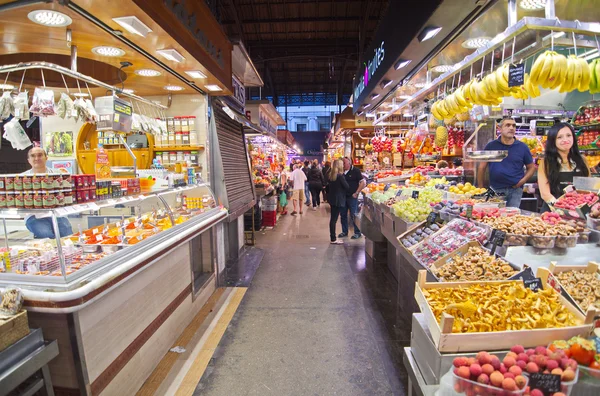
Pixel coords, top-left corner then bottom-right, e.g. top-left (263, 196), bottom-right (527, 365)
top-left (195, 204), bottom-right (410, 395)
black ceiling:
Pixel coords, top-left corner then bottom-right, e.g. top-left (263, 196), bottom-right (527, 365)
top-left (218, 0), bottom-right (390, 105)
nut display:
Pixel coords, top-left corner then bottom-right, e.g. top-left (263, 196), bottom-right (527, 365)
top-left (422, 282), bottom-right (580, 333)
top-left (433, 246), bottom-right (519, 282)
top-left (554, 270), bottom-right (600, 312)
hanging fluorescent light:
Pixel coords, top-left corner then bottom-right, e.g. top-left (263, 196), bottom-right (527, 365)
top-left (380, 79), bottom-right (394, 89)
top-left (92, 46), bottom-right (125, 57)
top-left (122, 89), bottom-right (135, 94)
top-left (157, 49), bottom-right (185, 63)
top-left (363, 104), bottom-right (371, 109)
top-left (584, 52), bottom-right (600, 61)
top-left (135, 69), bottom-right (161, 77)
top-left (205, 85), bottom-right (222, 92)
top-left (413, 82), bottom-right (426, 88)
top-left (395, 59), bottom-right (412, 70)
top-left (418, 26), bottom-right (442, 42)
top-left (185, 70), bottom-right (207, 79)
top-left (112, 16), bottom-right (152, 37)
top-left (397, 95), bottom-right (412, 100)
top-left (519, 0), bottom-right (546, 10)
top-left (28, 10), bottom-right (72, 27)
top-left (462, 37), bottom-right (492, 49)
top-left (0, 84), bottom-right (15, 90)
top-left (579, 48), bottom-right (598, 59)
top-left (431, 65), bottom-right (455, 73)
top-left (164, 85), bottom-right (184, 91)
top-left (371, 93), bottom-right (380, 99)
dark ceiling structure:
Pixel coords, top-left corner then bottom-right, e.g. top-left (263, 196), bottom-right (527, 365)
top-left (218, 0), bottom-right (390, 107)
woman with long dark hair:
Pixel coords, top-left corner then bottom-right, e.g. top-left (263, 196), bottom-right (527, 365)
top-left (538, 122), bottom-right (590, 212)
top-left (327, 159), bottom-right (349, 244)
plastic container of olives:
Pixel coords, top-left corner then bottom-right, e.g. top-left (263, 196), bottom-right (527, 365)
top-left (555, 234), bottom-right (578, 248)
top-left (503, 233), bottom-right (529, 246)
top-left (578, 231), bottom-right (591, 244)
top-left (528, 235), bottom-right (556, 248)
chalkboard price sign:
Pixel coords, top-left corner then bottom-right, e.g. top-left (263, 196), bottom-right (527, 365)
top-left (427, 212), bottom-right (437, 225)
top-left (529, 373), bottom-right (561, 395)
top-left (490, 229), bottom-right (506, 255)
top-left (509, 63), bottom-right (525, 87)
top-left (523, 277), bottom-right (544, 292)
top-left (412, 190), bottom-right (419, 199)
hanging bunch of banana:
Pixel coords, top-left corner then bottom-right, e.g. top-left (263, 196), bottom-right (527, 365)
top-left (529, 51), bottom-right (568, 89)
top-left (509, 73), bottom-right (541, 100)
top-left (589, 59), bottom-right (600, 94)
top-left (557, 54), bottom-right (591, 93)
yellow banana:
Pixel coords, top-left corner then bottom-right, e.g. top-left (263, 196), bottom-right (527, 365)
top-left (529, 52), bottom-right (548, 86)
top-left (437, 100), bottom-right (451, 118)
top-left (469, 80), bottom-right (482, 105)
top-left (463, 81), bottom-right (474, 106)
top-left (431, 102), bottom-right (443, 120)
top-left (445, 95), bottom-right (459, 115)
top-left (454, 86), bottom-right (469, 108)
top-left (559, 57), bottom-right (575, 93)
top-left (485, 73), bottom-right (499, 97)
top-left (496, 64), bottom-right (510, 94)
top-left (538, 52), bottom-right (555, 89)
top-left (548, 53), bottom-right (567, 90)
top-left (571, 55), bottom-right (583, 92)
top-left (578, 58), bottom-right (591, 92)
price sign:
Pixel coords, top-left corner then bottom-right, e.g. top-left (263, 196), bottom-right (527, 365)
top-left (412, 190), bottom-right (419, 199)
top-left (396, 190), bottom-right (404, 197)
top-left (523, 278), bottom-right (544, 292)
top-left (529, 373), bottom-right (561, 395)
top-left (426, 212), bottom-right (437, 226)
top-left (508, 63), bottom-right (525, 87)
top-left (95, 234), bottom-right (103, 242)
top-left (466, 204), bottom-right (473, 219)
top-left (92, 228), bottom-right (99, 235)
top-left (490, 229), bottom-right (506, 255)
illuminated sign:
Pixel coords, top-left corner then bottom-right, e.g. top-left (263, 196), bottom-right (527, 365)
top-left (353, 41), bottom-right (385, 100)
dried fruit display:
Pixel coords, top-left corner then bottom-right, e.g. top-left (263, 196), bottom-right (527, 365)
top-left (554, 270), bottom-right (600, 312)
top-left (422, 282), bottom-right (580, 333)
top-left (432, 246), bottom-right (519, 282)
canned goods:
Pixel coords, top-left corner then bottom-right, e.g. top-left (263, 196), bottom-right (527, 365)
top-left (32, 174), bottom-right (41, 190)
top-left (22, 175), bottom-right (32, 191)
top-left (13, 176), bottom-right (23, 191)
top-left (14, 192), bottom-right (24, 208)
top-left (33, 192), bottom-right (43, 208)
top-left (5, 175), bottom-right (15, 191)
top-left (0, 192), bottom-right (6, 208)
top-left (42, 174), bottom-right (53, 190)
top-left (5, 191), bottom-right (15, 208)
top-left (23, 192), bottom-right (33, 209)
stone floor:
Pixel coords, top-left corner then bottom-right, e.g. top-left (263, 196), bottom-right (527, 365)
top-left (195, 204), bottom-right (410, 395)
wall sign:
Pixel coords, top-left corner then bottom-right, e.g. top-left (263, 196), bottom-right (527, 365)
top-left (353, 41), bottom-right (385, 100)
top-left (231, 75), bottom-right (246, 110)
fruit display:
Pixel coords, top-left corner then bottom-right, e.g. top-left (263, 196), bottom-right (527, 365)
top-left (445, 218), bottom-right (489, 243)
top-left (400, 222), bottom-right (441, 248)
top-left (370, 136), bottom-right (394, 153)
top-left (461, 207), bottom-right (518, 221)
top-left (439, 166), bottom-right (464, 176)
top-left (406, 172), bottom-right (429, 186)
top-left (574, 104), bottom-right (600, 126)
top-left (577, 130), bottom-right (599, 148)
top-left (414, 237), bottom-right (467, 267)
top-left (520, 136), bottom-right (544, 156)
top-left (436, 126), bottom-right (449, 147)
top-left (447, 127), bottom-right (465, 152)
top-left (553, 190), bottom-right (599, 219)
top-left (550, 336), bottom-right (600, 370)
top-left (422, 282), bottom-right (580, 333)
top-left (392, 198), bottom-right (433, 222)
top-left (553, 269), bottom-right (600, 312)
top-left (448, 182), bottom-right (487, 196)
top-left (426, 176), bottom-right (450, 187)
top-left (588, 203), bottom-right (600, 231)
top-left (371, 188), bottom-right (400, 205)
top-left (432, 245), bottom-right (519, 282)
top-left (435, 200), bottom-right (463, 217)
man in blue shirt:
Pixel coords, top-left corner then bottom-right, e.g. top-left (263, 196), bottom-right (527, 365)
top-left (477, 118), bottom-right (536, 208)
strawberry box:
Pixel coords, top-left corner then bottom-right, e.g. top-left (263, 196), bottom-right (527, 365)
top-left (551, 189), bottom-right (599, 220)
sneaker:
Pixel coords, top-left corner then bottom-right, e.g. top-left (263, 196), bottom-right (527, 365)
top-left (330, 240), bottom-right (344, 245)
top-left (338, 232), bottom-right (348, 238)
top-left (312, 207), bottom-right (317, 211)
top-left (281, 211), bottom-right (288, 215)
top-left (291, 211), bottom-right (297, 216)
top-left (351, 234), bottom-right (362, 240)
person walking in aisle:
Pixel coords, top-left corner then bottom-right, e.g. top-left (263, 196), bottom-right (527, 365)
top-left (328, 159), bottom-right (349, 244)
top-left (277, 164), bottom-right (289, 215)
top-left (339, 157), bottom-right (366, 239)
top-left (308, 160), bottom-right (324, 210)
top-left (477, 117), bottom-right (536, 208)
top-left (290, 163), bottom-right (307, 215)
top-left (302, 160), bottom-right (311, 206)
top-left (322, 161), bottom-right (331, 203)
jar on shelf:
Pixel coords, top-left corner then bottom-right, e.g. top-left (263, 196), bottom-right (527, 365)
top-left (176, 151), bottom-right (185, 163)
top-left (175, 131), bottom-right (183, 146)
top-left (169, 151), bottom-right (177, 164)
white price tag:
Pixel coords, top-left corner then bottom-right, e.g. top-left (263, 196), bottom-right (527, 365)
top-left (142, 214), bottom-right (148, 221)
top-left (95, 234), bottom-right (103, 242)
top-left (92, 228), bottom-right (99, 235)
top-left (116, 222), bottom-right (121, 228)
top-left (64, 239), bottom-right (74, 247)
top-left (64, 206), bottom-right (77, 214)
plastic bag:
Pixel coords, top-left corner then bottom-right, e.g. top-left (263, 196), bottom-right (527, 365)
top-left (73, 98), bottom-right (91, 122)
top-left (56, 92), bottom-right (75, 119)
top-left (0, 91), bottom-right (14, 120)
top-left (131, 113), bottom-right (142, 131)
top-left (29, 87), bottom-right (55, 116)
top-left (84, 99), bottom-right (98, 122)
top-left (0, 287), bottom-right (24, 316)
top-left (13, 91), bottom-right (29, 120)
top-left (3, 117), bottom-right (32, 150)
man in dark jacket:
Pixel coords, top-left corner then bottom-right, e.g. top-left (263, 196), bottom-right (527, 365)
top-left (321, 161), bottom-right (331, 202)
top-left (302, 160), bottom-right (311, 206)
top-left (308, 162), bottom-right (324, 210)
top-left (339, 157), bottom-right (366, 239)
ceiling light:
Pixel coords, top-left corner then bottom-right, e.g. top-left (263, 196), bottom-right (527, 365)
top-left (28, 10), bottom-right (72, 27)
top-left (403, 113), bottom-right (412, 117)
top-left (0, 84), bottom-right (15, 90)
top-left (413, 83), bottom-right (426, 88)
top-left (135, 69), bottom-right (161, 77)
top-left (395, 59), bottom-right (412, 70)
top-left (519, 0), bottom-right (546, 10)
top-left (357, 111), bottom-right (364, 116)
top-left (365, 113), bottom-right (376, 118)
top-left (112, 16), bottom-right (152, 37)
top-left (380, 80), bottom-right (394, 89)
top-left (92, 46), bottom-right (125, 57)
top-left (205, 85), bottom-right (222, 92)
top-left (122, 89), bottom-right (135, 94)
top-left (157, 49), bottom-right (185, 63)
top-left (418, 26), bottom-right (442, 42)
top-left (462, 37), bottom-right (492, 49)
top-left (371, 93), bottom-right (380, 99)
top-left (164, 85), bottom-right (184, 91)
top-left (431, 65), bottom-right (455, 73)
top-left (363, 104), bottom-right (371, 109)
top-left (185, 70), bottom-right (207, 79)
top-left (584, 52), bottom-right (600, 61)
top-left (73, 93), bottom-right (89, 97)
top-left (397, 95), bottom-right (412, 100)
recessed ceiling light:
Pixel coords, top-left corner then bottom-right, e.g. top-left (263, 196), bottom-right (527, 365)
top-left (122, 89), bottom-right (135, 94)
top-left (92, 46), bottom-right (125, 57)
top-left (395, 59), bottom-right (412, 70)
top-left (431, 65), bottom-right (455, 73)
top-left (397, 95), bottom-right (412, 100)
top-left (462, 37), bottom-right (492, 49)
top-left (371, 93), bottom-right (380, 99)
top-left (380, 80), bottom-right (394, 89)
top-left (418, 26), bottom-right (442, 42)
top-left (365, 113), bottom-right (376, 118)
top-left (28, 10), bottom-right (72, 27)
top-left (363, 104), bottom-right (372, 109)
top-left (185, 70), bottom-right (207, 79)
top-left (112, 16), bottom-right (152, 37)
top-left (205, 85), bottom-right (222, 92)
top-left (0, 84), bottom-right (15, 90)
top-left (157, 49), bottom-right (185, 63)
top-left (164, 85), bottom-right (184, 91)
top-left (413, 82), bottom-right (426, 88)
top-left (519, 0), bottom-right (546, 10)
top-left (73, 93), bottom-right (89, 97)
top-left (135, 69), bottom-right (161, 77)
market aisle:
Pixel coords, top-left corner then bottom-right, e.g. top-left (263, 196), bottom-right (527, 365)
top-left (194, 204), bottom-right (411, 395)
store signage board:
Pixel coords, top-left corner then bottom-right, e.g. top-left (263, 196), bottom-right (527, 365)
top-left (231, 75), bottom-right (246, 110)
top-left (508, 63), bottom-right (525, 87)
top-left (133, 0), bottom-right (233, 91)
top-left (523, 278), bottom-right (544, 292)
top-left (353, 41), bottom-right (386, 101)
top-left (529, 373), bottom-right (561, 394)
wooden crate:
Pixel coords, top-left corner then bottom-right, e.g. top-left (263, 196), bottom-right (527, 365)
top-left (0, 310), bottom-right (30, 353)
top-left (414, 270), bottom-right (594, 353)
top-left (537, 261), bottom-right (600, 315)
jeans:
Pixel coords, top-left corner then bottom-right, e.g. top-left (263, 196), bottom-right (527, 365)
top-left (329, 205), bottom-right (343, 241)
top-left (340, 196), bottom-right (361, 236)
top-left (310, 186), bottom-right (321, 207)
top-left (304, 181), bottom-right (311, 204)
top-left (26, 217), bottom-right (73, 239)
top-left (493, 187), bottom-right (524, 208)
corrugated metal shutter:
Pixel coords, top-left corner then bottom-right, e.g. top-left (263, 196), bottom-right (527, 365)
top-left (213, 103), bottom-right (255, 219)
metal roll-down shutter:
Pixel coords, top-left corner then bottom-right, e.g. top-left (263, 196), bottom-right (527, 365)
top-left (213, 101), bottom-right (255, 220)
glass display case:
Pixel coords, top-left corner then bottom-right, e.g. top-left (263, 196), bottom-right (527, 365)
top-left (0, 184), bottom-right (220, 291)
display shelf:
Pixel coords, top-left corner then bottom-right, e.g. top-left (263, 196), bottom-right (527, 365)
top-left (154, 145), bottom-right (205, 151)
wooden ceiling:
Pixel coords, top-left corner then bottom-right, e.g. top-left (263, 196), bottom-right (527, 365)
top-left (0, 0), bottom-right (231, 97)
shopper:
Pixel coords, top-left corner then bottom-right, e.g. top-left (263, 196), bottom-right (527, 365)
top-left (302, 160), bottom-right (311, 206)
top-left (537, 122), bottom-right (590, 212)
top-left (277, 164), bottom-right (289, 215)
top-left (22, 147), bottom-right (73, 238)
top-left (322, 161), bottom-right (331, 203)
top-left (339, 157), bottom-right (366, 239)
top-left (328, 159), bottom-right (349, 244)
top-left (290, 163), bottom-right (307, 215)
top-left (477, 118), bottom-right (536, 208)
top-left (308, 161), bottom-right (324, 210)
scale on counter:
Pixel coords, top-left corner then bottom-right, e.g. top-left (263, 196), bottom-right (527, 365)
top-left (530, 119), bottom-right (556, 136)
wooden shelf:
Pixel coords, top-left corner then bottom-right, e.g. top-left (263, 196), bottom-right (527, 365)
top-left (154, 146), bottom-right (205, 151)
